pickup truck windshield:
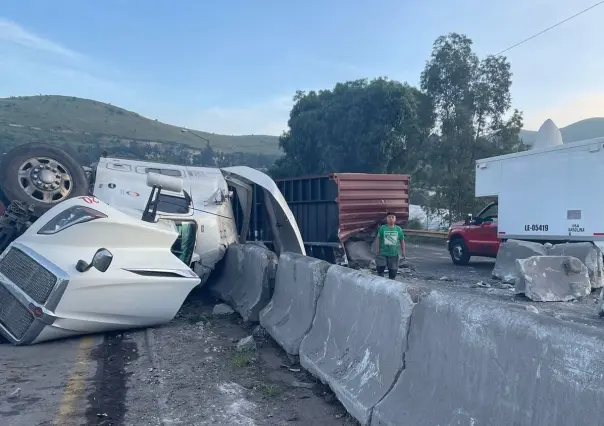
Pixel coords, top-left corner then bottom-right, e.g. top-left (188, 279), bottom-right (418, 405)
top-left (158, 194), bottom-right (190, 214)
top-left (479, 203), bottom-right (498, 222)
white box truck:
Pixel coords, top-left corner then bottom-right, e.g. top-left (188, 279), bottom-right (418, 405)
top-left (476, 134), bottom-right (604, 252)
top-left (447, 119), bottom-right (604, 265)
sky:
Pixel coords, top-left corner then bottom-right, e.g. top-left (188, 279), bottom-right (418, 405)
top-left (0, 0), bottom-right (603, 135)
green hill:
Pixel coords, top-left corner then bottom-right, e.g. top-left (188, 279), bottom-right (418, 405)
top-left (0, 95), bottom-right (281, 155)
top-left (520, 117), bottom-right (604, 145)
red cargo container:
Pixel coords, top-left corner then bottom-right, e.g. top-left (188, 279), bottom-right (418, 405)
top-left (331, 173), bottom-right (410, 242)
top-left (233, 173), bottom-right (410, 263)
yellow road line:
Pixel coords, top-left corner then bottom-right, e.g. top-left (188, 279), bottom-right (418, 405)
top-left (52, 336), bottom-right (96, 426)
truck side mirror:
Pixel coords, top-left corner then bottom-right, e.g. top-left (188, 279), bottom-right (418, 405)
top-left (76, 248), bottom-right (113, 273)
top-left (465, 214), bottom-right (473, 225)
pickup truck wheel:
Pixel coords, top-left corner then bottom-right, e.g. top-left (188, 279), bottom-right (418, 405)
top-left (450, 239), bottom-right (471, 265)
top-left (0, 144), bottom-right (89, 217)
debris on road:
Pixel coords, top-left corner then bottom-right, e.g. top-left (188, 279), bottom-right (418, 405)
top-left (472, 281), bottom-right (490, 288)
top-left (492, 239), bottom-right (547, 284)
top-left (291, 380), bottom-right (315, 389)
top-left (251, 324), bottom-right (269, 339)
top-left (515, 256), bottom-right (591, 302)
top-left (121, 292), bottom-right (356, 426)
top-left (236, 335), bottom-right (257, 352)
top-left (212, 304), bottom-right (235, 316)
top-left (7, 388), bottom-right (21, 400)
top-left (549, 242), bottom-right (604, 289)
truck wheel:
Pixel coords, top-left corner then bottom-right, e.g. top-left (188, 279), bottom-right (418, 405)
top-left (450, 238), bottom-right (471, 265)
top-left (0, 143), bottom-right (89, 217)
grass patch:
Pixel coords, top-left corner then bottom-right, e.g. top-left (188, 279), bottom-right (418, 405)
top-left (258, 383), bottom-right (281, 398)
top-left (182, 312), bottom-right (211, 324)
top-left (231, 349), bottom-right (256, 368)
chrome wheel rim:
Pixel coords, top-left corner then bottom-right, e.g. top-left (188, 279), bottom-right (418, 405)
top-left (453, 244), bottom-right (463, 260)
top-left (18, 157), bottom-right (73, 204)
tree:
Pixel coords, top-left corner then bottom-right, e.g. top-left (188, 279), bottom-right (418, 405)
top-left (271, 78), bottom-right (433, 177)
top-left (420, 33), bottom-right (525, 222)
top-left (193, 141), bottom-right (215, 166)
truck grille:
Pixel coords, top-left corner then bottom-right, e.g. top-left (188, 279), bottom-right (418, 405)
top-left (0, 285), bottom-right (34, 339)
top-left (0, 248), bottom-right (58, 305)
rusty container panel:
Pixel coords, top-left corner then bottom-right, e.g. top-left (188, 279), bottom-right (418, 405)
top-left (233, 173), bottom-right (410, 246)
top-left (334, 173), bottom-right (410, 241)
top-left (244, 173), bottom-right (409, 245)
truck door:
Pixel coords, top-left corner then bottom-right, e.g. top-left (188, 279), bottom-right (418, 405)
top-left (465, 202), bottom-right (499, 256)
top-left (474, 203), bottom-right (499, 256)
top-left (220, 166), bottom-right (305, 256)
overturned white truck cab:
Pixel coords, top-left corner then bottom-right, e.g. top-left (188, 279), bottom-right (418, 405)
top-left (0, 144), bottom-right (304, 345)
top-left (92, 157), bottom-right (304, 282)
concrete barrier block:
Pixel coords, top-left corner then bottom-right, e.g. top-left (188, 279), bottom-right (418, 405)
top-left (492, 239), bottom-right (547, 283)
top-left (372, 290), bottom-right (604, 426)
top-left (209, 244), bottom-right (277, 322)
top-left (208, 244), bottom-right (244, 301)
top-left (259, 253), bottom-right (331, 356)
top-left (549, 242), bottom-right (604, 289)
top-left (516, 256), bottom-right (591, 302)
top-left (299, 266), bottom-right (416, 425)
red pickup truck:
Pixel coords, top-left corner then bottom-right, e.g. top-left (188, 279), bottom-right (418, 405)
top-left (446, 201), bottom-right (500, 265)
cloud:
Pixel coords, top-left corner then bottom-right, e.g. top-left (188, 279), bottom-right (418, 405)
top-left (0, 18), bottom-right (138, 103)
top-left (523, 92), bottom-right (604, 129)
top-left (182, 96), bottom-right (294, 136)
top-left (0, 17), bottom-right (291, 136)
top-left (0, 18), bottom-right (79, 59)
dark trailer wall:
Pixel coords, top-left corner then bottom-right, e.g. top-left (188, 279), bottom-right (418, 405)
top-left (233, 173), bottom-right (410, 263)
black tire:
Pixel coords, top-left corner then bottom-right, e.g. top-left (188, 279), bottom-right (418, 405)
top-left (0, 143), bottom-right (89, 217)
top-left (450, 238), bottom-right (471, 265)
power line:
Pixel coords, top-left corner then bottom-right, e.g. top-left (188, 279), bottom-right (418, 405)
top-left (495, 0), bottom-right (604, 56)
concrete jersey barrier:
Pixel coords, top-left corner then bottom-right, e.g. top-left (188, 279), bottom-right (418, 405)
top-left (299, 266), bottom-right (416, 425)
top-left (259, 252), bottom-right (332, 356)
top-left (208, 243), bottom-right (277, 322)
top-left (372, 289), bottom-right (604, 426)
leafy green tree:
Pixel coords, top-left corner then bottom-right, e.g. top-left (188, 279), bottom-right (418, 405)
top-left (420, 33), bottom-right (525, 222)
top-left (271, 78), bottom-right (433, 177)
top-left (193, 141), bottom-right (216, 166)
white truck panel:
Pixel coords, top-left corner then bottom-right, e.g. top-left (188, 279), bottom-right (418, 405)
top-left (475, 159), bottom-right (502, 197)
top-left (476, 137), bottom-right (604, 242)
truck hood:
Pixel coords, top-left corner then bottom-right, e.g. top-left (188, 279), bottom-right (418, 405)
top-left (0, 196), bottom-right (200, 345)
top-left (450, 220), bottom-right (466, 229)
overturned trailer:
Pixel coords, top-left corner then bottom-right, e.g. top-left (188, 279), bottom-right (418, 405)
top-left (233, 173), bottom-right (410, 264)
top-left (0, 143), bottom-right (304, 345)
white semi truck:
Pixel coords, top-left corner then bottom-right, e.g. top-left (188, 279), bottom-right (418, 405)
top-left (0, 143), bottom-right (304, 345)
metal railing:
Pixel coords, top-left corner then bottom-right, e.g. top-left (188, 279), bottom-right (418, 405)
top-left (403, 229), bottom-right (448, 239)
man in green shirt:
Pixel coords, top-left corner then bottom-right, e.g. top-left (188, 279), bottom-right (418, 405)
top-left (375, 212), bottom-right (406, 279)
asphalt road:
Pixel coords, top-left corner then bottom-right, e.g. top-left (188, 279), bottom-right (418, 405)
top-left (0, 335), bottom-right (102, 426)
top-left (404, 242), bottom-right (495, 283)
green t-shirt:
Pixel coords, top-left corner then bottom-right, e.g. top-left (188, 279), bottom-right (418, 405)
top-left (378, 225), bottom-right (405, 257)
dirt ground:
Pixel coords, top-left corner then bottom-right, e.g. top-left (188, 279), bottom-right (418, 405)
top-left (122, 286), bottom-right (359, 426)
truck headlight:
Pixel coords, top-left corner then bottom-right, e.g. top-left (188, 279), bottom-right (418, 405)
top-left (38, 206), bottom-right (107, 235)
